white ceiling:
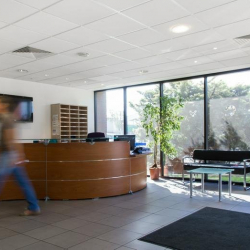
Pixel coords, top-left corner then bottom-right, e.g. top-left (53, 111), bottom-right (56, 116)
top-left (1, 0), bottom-right (250, 90)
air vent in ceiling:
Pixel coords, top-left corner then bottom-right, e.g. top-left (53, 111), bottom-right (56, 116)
top-left (12, 46), bottom-right (54, 59)
top-left (234, 35), bottom-right (250, 47)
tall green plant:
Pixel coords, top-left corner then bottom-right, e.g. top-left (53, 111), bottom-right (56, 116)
top-left (142, 96), bottom-right (184, 168)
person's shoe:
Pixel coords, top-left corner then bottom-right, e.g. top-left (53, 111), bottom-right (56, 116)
top-left (19, 209), bottom-right (41, 216)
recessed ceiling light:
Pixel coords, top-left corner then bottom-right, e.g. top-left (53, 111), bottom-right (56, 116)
top-left (171, 25), bottom-right (190, 34)
top-left (139, 70), bottom-right (148, 74)
top-left (77, 52), bottom-right (89, 57)
top-left (45, 74), bottom-right (49, 77)
top-left (84, 81), bottom-right (87, 83)
top-left (17, 69), bottom-right (28, 73)
top-left (65, 78), bottom-right (69, 80)
top-left (194, 61), bottom-right (198, 63)
top-left (101, 84), bottom-right (104, 86)
top-left (213, 47), bottom-right (218, 50)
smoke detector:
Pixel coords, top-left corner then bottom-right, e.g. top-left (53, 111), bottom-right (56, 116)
top-left (12, 46), bottom-right (53, 59)
top-left (77, 52), bottom-right (89, 57)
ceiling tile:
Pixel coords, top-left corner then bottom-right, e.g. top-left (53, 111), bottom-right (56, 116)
top-left (123, 0), bottom-right (189, 26)
top-left (173, 30), bottom-right (224, 47)
top-left (156, 61), bottom-right (187, 71)
top-left (90, 55), bottom-right (128, 66)
top-left (84, 14), bottom-right (144, 37)
top-left (178, 56), bottom-right (215, 66)
top-left (15, 0), bottom-right (61, 9)
top-left (215, 18), bottom-right (250, 39)
top-left (0, 21), bottom-right (7, 28)
top-left (0, 53), bottom-right (34, 70)
top-left (143, 39), bottom-right (188, 54)
top-left (9, 60), bottom-right (58, 73)
top-left (94, 0), bottom-right (150, 11)
top-left (162, 49), bottom-right (203, 61)
top-left (114, 48), bottom-right (153, 60)
top-left (192, 40), bottom-right (239, 55)
top-left (55, 27), bottom-right (109, 46)
top-left (85, 38), bottom-right (135, 54)
top-left (0, 25), bottom-right (48, 45)
top-left (0, 69), bottom-right (29, 78)
top-left (153, 16), bottom-right (209, 38)
top-left (0, 38), bottom-right (25, 55)
top-left (62, 47), bottom-right (105, 60)
top-left (174, 0), bottom-right (235, 14)
top-left (45, 0), bottom-right (115, 25)
top-left (190, 62), bottom-right (225, 72)
top-left (15, 12), bottom-right (78, 36)
top-left (118, 28), bottom-right (167, 46)
top-left (31, 37), bottom-right (80, 54)
top-left (220, 56), bottom-right (250, 67)
top-left (90, 75), bottom-right (120, 81)
top-left (0, 0), bottom-right (37, 23)
top-left (195, 0), bottom-right (250, 28)
top-left (208, 49), bottom-right (248, 61)
top-left (38, 54), bottom-right (84, 67)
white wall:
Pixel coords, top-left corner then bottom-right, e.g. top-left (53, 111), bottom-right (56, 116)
top-left (0, 77), bottom-right (94, 139)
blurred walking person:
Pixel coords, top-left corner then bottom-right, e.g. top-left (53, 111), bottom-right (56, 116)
top-left (0, 95), bottom-right (40, 215)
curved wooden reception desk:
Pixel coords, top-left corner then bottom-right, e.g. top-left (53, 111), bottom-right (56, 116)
top-left (0, 141), bottom-right (147, 200)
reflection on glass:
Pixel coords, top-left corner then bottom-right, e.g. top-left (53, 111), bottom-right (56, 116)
top-left (96, 89), bottom-right (124, 137)
top-left (163, 78), bottom-right (204, 177)
top-left (127, 84), bottom-right (160, 172)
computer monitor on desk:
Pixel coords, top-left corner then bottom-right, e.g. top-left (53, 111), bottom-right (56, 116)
top-left (86, 138), bottom-right (109, 142)
top-left (114, 135), bottom-right (135, 151)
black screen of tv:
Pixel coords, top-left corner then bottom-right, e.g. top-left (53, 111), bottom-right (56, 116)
top-left (114, 135), bottom-right (135, 151)
top-left (0, 94), bottom-right (33, 122)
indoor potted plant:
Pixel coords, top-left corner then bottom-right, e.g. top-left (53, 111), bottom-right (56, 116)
top-left (142, 96), bottom-right (183, 180)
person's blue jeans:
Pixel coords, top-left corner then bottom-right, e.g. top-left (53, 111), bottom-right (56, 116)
top-left (0, 151), bottom-right (40, 211)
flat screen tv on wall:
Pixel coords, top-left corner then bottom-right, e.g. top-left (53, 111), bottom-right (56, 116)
top-left (0, 94), bottom-right (33, 122)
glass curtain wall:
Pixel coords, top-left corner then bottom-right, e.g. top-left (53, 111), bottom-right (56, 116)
top-left (163, 78), bottom-right (204, 177)
top-left (95, 68), bottom-right (250, 184)
top-left (95, 89), bottom-right (124, 137)
top-left (207, 71), bottom-right (250, 182)
top-left (127, 84), bottom-right (160, 172)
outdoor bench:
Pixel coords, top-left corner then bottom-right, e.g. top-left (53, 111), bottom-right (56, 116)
top-left (182, 150), bottom-right (250, 190)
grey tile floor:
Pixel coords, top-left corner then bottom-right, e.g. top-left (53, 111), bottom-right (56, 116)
top-left (0, 178), bottom-right (249, 250)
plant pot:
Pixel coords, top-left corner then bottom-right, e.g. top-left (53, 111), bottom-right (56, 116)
top-left (149, 167), bottom-right (160, 180)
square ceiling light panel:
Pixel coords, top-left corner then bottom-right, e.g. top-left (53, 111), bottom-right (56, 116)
top-left (55, 26), bottom-right (109, 46)
top-left (45, 0), bottom-right (115, 25)
top-left (118, 28), bottom-right (167, 47)
top-left (195, 0), bottom-right (250, 28)
top-left (0, 0), bottom-right (37, 23)
top-left (123, 0), bottom-right (189, 26)
top-left (174, 0), bottom-right (235, 13)
top-left (15, 0), bottom-right (61, 10)
top-left (84, 14), bottom-right (144, 37)
top-left (15, 12), bottom-right (78, 36)
top-left (0, 25), bottom-right (47, 45)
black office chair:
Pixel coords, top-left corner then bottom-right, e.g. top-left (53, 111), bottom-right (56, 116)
top-left (87, 132), bottom-right (105, 138)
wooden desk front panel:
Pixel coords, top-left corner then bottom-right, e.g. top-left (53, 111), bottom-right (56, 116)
top-left (131, 155), bottom-right (147, 174)
top-left (47, 159), bottom-right (130, 180)
top-left (47, 142), bottom-right (130, 161)
top-left (47, 177), bottom-right (130, 199)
